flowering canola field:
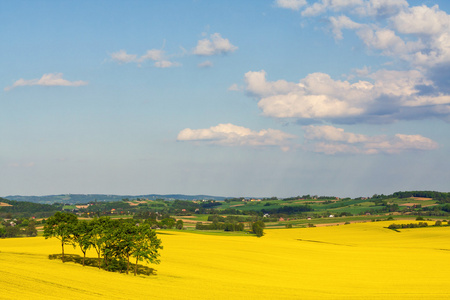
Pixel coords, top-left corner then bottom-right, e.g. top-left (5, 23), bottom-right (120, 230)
top-left (1, 221), bottom-right (449, 299)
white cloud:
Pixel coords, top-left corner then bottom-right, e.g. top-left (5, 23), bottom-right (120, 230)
top-left (244, 70), bottom-right (299, 98)
top-left (393, 5), bottom-right (450, 35)
top-left (330, 15), bottom-right (362, 40)
top-left (303, 125), bottom-right (369, 143)
top-left (110, 48), bottom-right (181, 67)
top-left (193, 33), bottom-right (238, 56)
top-left (391, 5), bottom-right (450, 66)
top-left (275, 0), bottom-right (307, 11)
top-left (177, 123), bottom-right (297, 150)
top-left (366, 133), bottom-right (439, 153)
top-left (243, 69), bottom-right (450, 122)
top-left (302, 0), bottom-right (364, 17)
top-left (110, 50), bottom-right (138, 63)
top-left (139, 49), bottom-right (164, 62)
top-left (300, 0), bottom-right (407, 17)
top-left (347, 66), bottom-right (371, 79)
top-left (355, 26), bottom-right (424, 59)
top-left (228, 83), bottom-right (241, 91)
top-left (299, 1), bottom-right (450, 68)
top-left (245, 70), bottom-right (369, 119)
top-left (154, 60), bottom-right (181, 68)
top-left (303, 125), bottom-right (438, 154)
top-left (5, 73), bottom-right (88, 91)
top-left (198, 60), bottom-right (213, 68)
top-left (177, 123), bottom-right (438, 155)
top-left (354, 0), bottom-right (408, 17)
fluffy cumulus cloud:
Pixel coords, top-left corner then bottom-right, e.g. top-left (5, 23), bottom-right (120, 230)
top-left (5, 73), bottom-right (88, 91)
top-left (193, 33), bottom-right (238, 56)
top-left (303, 125), bottom-right (438, 154)
top-left (293, 1), bottom-right (450, 67)
top-left (177, 123), bottom-right (297, 151)
top-left (391, 5), bottom-right (450, 66)
top-left (243, 69), bottom-right (450, 123)
top-left (275, 0), bottom-right (450, 104)
top-left (110, 49), bottom-right (180, 68)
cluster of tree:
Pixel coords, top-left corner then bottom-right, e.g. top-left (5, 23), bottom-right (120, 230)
top-left (0, 218), bottom-right (38, 238)
top-left (392, 191), bottom-right (450, 202)
top-left (142, 217), bottom-right (184, 230)
top-left (439, 204), bottom-right (450, 213)
top-left (0, 198), bottom-right (63, 218)
top-left (84, 201), bottom-right (132, 215)
top-left (6, 194), bottom-right (227, 204)
top-left (251, 221), bottom-right (265, 237)
top-left (261, 204), bottom-right (313, 215)
top-left (195, 222), bottom-right (245, 231)
top-left (43, 212), bottom-right (162, 276)
top-left (388, 222), bottom-right (430, 229)
top-left (223, 197), bottom-right (245, 203)
top-left (207, 215), bottom-right (254, 223)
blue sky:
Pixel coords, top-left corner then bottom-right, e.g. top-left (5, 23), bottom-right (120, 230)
top-left (1, 0), bottom-right (449, 198)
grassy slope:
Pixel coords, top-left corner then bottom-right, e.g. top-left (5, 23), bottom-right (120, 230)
top-left (1, 222), bottom-right (450, 299)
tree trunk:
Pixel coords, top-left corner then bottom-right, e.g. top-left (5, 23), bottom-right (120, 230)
top-left (82, 251), bottom-right (86, 266)
top-left (126, 254), bottom-right (130, 274)
top-left (61, 241), bottom-right (65, 263)
top-left (134, 256), bottom-right (139, 276)
top-left (95, 248), bottom-right (101, 268)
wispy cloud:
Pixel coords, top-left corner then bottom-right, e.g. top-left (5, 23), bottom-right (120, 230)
top-left (275, 0), bottom-right (307, 11)
top-left (303, 125), bottom-right (438, 154)
top-left (110, 48), bottom-right (180, 68)
top-left (198, 60), bottom-right (213, 68)
top-left (5, 73), bottom-right (88, 91)
top-left (7, 162), bottom-right (36, 168)
top-left (154, 60), bottom-right (181, 68)
top-left (177, 123), bottom-right (437, 155)
top-left (110, 50), bottom-right (138, 63)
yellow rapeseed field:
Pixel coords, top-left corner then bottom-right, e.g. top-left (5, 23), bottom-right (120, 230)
top-left (1, 221), bottom-right (449, 299)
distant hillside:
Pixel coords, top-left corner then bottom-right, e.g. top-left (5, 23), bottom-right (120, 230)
top-left (4, 194), bottom-right (228, 204)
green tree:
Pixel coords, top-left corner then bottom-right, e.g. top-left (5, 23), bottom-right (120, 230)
top-left (114, 221), bottom-right (138, 274)
top-left (24, 220), bottom-right (37, 237)
top-left (88, 217), bottom-right (107, 268)
top-left (43, 212), bottom-right (78, 262)
top-left (73, 220), bottom-right (92, 266)
top-left (132, 223), bottom-right (163, 276)
top-left (251, 220), bottom-right (265, 237)
top-left (0, 226), bottom-right (6, 237)
top-left (5, 225), bottom-right (20, 237)
top-left (176, 219), bottom-right (184, 230)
